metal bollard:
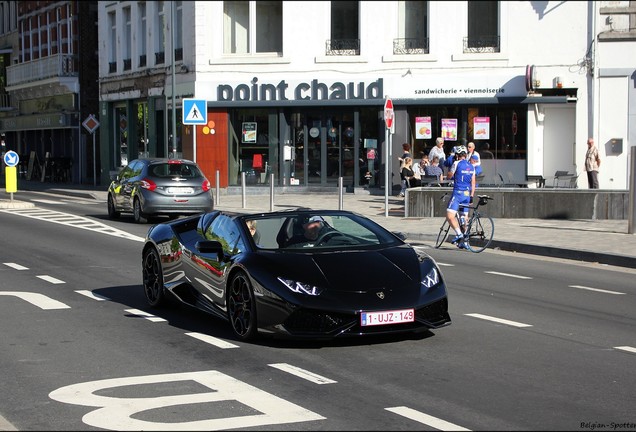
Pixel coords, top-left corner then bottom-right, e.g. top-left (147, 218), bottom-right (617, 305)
top-left (338, 177), bottom-right (344, 210)
top-left (241, 172), bottom-right (246, 209)
top-left (269, 173), bottom-right (275, 212)
top-left (215, 170), bottom-right (220, 206)
top-left (629, 150), bottom-right (636, 234)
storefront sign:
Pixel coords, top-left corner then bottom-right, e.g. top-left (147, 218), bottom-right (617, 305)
top-left (217, 78), bottom-right (383, 102)
top-left (473, 117), bottom-right (490, 140)
top-left (0, 113), bottom-right (70, 131)
top-left (415, 117), bottom-right (432, 139)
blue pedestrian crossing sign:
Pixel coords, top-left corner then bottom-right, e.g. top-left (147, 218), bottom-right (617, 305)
top-left (182, 99), bottom-right (207, 125)
top-left (3, 150), bottom-right (19, 167)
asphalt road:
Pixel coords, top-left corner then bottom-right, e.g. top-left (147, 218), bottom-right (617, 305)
top-left (0, 192), bottom-right (634, 431)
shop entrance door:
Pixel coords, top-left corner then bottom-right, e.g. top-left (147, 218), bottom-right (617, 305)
top-left (300, 111), bottom-right (355, 186)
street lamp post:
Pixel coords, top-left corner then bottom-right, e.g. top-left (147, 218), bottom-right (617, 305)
top-left (170, 1), bottom-right (177, 158)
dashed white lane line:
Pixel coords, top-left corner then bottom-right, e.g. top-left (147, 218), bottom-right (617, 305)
top-left (124, 308), bottom-right (167, 322)
top-left (3, 263), bottom-right (29, 270)
top-left (75, 290), bottom-right (110, 301)
top-left (37, 275), bottom-right (65, 284)
top-left (385, 406), bottom-right (471, 431)
top-left (569, 285), bottom-right (625, 295)
top-left (268, 363), bottom-right (337, 385)
top-left (185, 332), bottom-right (240, 349)
top-left (614, 346), bottom-right (636, 354)
top-left (484, 271), bottom-right (532, 280)
top-left (0, 292), bottom-right (70, 310)
top-left (465, 313), bottom-right (533, 328)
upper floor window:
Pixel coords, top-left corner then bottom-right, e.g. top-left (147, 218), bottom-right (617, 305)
top-left (138, 2), bottom-right (147, 67)
top-left (155, 1), bottom-right (166, 64)
top-left (327, 1), bottom-right (359, 55)
top-left (224, 1), bottom-right (282, 55)
top-left (465, 0), bottom-right (499, 53)
top-left (108, 11), bottom-right (116, 72)
top-left (123, 6), bottom-right (131, 69)
top-left (395, 1), bottom-right (429, 54)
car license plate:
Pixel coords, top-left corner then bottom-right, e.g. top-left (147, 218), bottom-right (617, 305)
top-left (360, 309), bottom-right (414, 326)
top-left (166, 187), bottom-right (194, 194)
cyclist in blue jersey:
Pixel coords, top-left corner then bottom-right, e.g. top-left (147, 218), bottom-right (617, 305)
top-left (445, 145), bottom-right (475, 249)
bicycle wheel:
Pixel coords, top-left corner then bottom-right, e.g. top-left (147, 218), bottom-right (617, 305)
top-left (465, 215), bottom-right (494, 253)
top-left (434, 219), bottom-right (451, 248)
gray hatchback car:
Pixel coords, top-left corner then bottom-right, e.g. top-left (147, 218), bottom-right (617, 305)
top-left (107, 158), bottom-right (214, 223)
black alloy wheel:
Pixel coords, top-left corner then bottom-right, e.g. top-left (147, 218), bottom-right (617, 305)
top-left (142, 248), bottom-right (166, 307)
top-left (227, 271), bottom-right (257, 341)
top-left (435, 219), bottom-right (451, 248)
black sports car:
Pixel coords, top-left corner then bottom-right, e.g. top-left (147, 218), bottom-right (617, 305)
top-left (142, 209), bottom-right (451, 341)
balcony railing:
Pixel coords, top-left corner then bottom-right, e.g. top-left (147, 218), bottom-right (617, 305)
top-left (155, 51), bottom-right (165, 65)
top-left (174, 48), bottom-right (183, 61)
top-left (463, 35), bottom-right (500, 53)
top-left (326, 39), bottom-right (360, 56)
top-left (109, 62), bottom-right (116, 73)
top-left (393, 38), bottom-right (429, 55)
top-left (123, 58), bottom-right (131, 71)
top-left (139, 54), bottom-right (146, 67)
top-left (6, 54), bottom-right (78, 87)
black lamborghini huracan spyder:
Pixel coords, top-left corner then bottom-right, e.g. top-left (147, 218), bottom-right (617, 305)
top-left (142, 209), bottom-right (451, 341)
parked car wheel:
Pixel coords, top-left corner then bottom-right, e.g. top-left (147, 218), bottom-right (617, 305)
top-left (227, 271), bottom-right (257, 341)
top-left (142, 247), bottom-right (166, 307)
top-left (107, 195), bottom-right (120, 219)
top-left (133, 197), bottom-right (148, 223)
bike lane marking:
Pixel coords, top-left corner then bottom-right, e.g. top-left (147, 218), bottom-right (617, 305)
top-left (386, 406), bottom-right (470, 431)
top-left (49, 370), bottom-right (325, 431)
top-left (0, 292), bottom-right (70, 310)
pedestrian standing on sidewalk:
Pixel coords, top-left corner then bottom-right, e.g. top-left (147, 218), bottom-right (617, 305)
top-left (584, 137), bottom-right (601, 189)
top-left (428, 137), bottom-right (446, 171)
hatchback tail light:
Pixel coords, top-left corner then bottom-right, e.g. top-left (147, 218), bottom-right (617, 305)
top-left (202, 179), bottom-right (211, 192)
top-left (140, 178), bottom-right (157, 191)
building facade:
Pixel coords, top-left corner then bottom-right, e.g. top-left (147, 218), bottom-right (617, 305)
top-left (96, 1), bottom-right (635, 192)
top-left (0, 1), bottom-right (99, 184)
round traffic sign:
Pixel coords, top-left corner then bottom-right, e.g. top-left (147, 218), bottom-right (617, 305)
top-left (3, 150), bottom-right (19, 167)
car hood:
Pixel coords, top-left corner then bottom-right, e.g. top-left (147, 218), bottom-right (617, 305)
top-left (257, 245), bottom-right (426, 292)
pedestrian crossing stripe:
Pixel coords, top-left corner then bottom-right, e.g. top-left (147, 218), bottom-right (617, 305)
top-left (182, 99), bottom-right (207, 125)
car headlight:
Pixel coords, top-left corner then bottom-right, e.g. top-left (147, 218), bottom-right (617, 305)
top-left (420, 266), bottom-right (439, 289)
top-left (278, 277), bottom-right (324, 296)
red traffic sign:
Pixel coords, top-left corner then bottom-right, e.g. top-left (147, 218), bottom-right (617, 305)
top-left (83, 114), bottom-right (100, 134)
top-left (384, 98), bottom-right (394, 129)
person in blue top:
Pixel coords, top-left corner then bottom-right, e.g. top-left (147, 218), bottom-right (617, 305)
top-left (445, 145), bottom-right (475, 249)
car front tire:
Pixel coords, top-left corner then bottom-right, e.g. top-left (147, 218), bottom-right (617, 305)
top-left (227, 271), bottom-right (257, 341)
top-left (142, 247), bottom-right (166, 307)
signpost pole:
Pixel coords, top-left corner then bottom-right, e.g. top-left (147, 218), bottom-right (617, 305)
top-left (384, 127), bottom-right (389, 217)
top-left (92, 131), bottom-right (97, 187)
top-left (383, 97), bottom-right (394, 217)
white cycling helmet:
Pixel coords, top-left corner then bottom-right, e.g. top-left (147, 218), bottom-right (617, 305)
top-left (455, 145), bottom-right (468, 155)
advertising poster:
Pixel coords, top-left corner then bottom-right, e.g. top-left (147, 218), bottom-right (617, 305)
top-left (415, 116), bottom-right (432, 139)
top-left (242, 122), bottom-right (257, 143)
top-left (441, 118), bottom-right (457, 141)
top-left (473, 117), bottom-right (490, 140)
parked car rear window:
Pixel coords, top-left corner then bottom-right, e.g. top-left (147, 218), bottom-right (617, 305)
top-left (150, 163), bottom-right (202, 178)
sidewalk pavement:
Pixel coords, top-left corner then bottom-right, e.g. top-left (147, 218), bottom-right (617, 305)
top-left (2, 180), bottom-right (635, 269)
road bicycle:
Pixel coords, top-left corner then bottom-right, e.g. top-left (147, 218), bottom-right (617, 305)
top-left (434, 194), bottom-right (495, 253)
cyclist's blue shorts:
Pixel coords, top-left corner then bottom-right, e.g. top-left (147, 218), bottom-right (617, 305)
top-left (447, 190), bottom-right (471, 213)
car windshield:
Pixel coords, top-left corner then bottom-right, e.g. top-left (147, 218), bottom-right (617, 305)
top-left (242, 211), bottom-right (402, 251)
top-left (150, 162), bottom-right (201, 178)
